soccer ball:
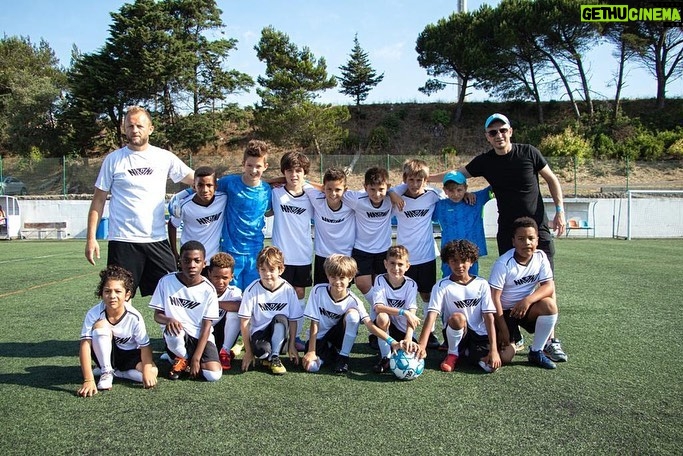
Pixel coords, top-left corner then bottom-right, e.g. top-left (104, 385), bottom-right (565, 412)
top-left (389, 349), bottom-right (424, 380)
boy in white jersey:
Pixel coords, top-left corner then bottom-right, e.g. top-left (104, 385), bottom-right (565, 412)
top-left (238, 246), bottom-right (302, 375)
top-left (371, 245), bottom-right (421, 374)
top-left (489, 217), bottom-right (561, 369)
top-left (150, 240), bottom-right (222, 381)
top-left (391, 159), bottom-right (443, 349)
top-left (271, 152), bottom-right (314, 350)
top-left (207, 253), bottom-right (243, 371)
top-left (302, 254), bottom-right (424, 375)
top-left (419, 240), bottom-right (515, 373)
top-left (306, 167), bottom-right (355, 285)
top-left (78, 265), bottom-right (158, 397)
top-left (168, 166), bottom-right (226, 269)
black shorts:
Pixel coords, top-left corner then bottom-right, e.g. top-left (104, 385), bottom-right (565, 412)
top-left (108, 240), bottom-right (177, 297)
top-left (503, 309), bottom-right (536, 341)
top-left (282, 264), bottom-right (313, 288)
top-left (405, 259), bottom-right (437, 294)
top-left (307, 318), bottom-right (346, 364)
top-left (250, 315), bottom-right (290, 358)
top-left (352, 248), bottom-right (387, 277)
top-left (375, 320), bottom-right (418, 343)
top-left (93, 345), bottom-right (141, 372)
top-left (176, 334), bottom-right (220, 364)
top-left (441, 327), bottom-right (489, 361)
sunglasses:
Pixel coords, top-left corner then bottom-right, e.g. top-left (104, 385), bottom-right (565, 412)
top-left (486, 128), bottom-right (509, 137)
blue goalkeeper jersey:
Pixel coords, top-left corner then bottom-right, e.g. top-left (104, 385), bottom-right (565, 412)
top-left (434, 186), bottom-right (492, 258)
top-left (217, 174), bottom-right (272, 255)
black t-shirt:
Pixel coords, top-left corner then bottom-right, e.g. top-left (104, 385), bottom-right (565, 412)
top-left (466, 143), bottom-right (551, 240)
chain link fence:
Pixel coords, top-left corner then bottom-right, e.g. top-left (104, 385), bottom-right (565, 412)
top-left (1, 153), bottom-right (681, 198)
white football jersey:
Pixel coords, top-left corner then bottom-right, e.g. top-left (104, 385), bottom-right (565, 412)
top-left (80, 301), bottom-right (151, 350)
top-left (271, 186), bottom-right (314, 265)
top-left (343, 190), bottom-right (393, 253)
top-left (214, 285), bottom-right (243, 326)
top-left (391, 184), bottom-right (443, 264)
top-left (304, 284), bottom-right (369, 339)
top-left (95, 145), bottom-right (192, 242)
top-left (238, 279), bottom-right (303, 335)
top-left (169, 191), bottom-right (227, 261)
top-left (149, 273), bottom-right (220, 341)
top-left (306, 188), bottom-right (355, 257)
top-left (489, 248), bottom-right (554, 310)
top-left (371, 274), bottom-right (419, 333)
top-left (427, 276), bottom-right (495, 337)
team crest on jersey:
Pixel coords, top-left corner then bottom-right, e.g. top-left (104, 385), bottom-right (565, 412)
top-left (319, 307), bottom-right (342, 320)
top-left (280, 204), bottom-right (307, 215)
top-left (453, 298), bottom-right (481, 308)
top-left (196, 213), bottom-right (221, 225)
top-left (404, 209), bottom-right (430, 218)
top-left (387, 298), bottom-right (405, 308)
top-left (366, 210), bottom-right (389, 218)
top-left (258, 302), bottom-right (288, 312)
top-left (170, 296), bottom-right (201, 310)
top-left (127, 167), bottom-right (154, 176)
top-left (114, 335), bottom-right (132, 345)
top-left (514, 274), bottom-right (539, 286)
top-left (321, 216), bottom-right (344, 223)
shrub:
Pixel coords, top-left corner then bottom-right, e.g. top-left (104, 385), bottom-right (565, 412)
top-left (431, 109), bottom-right (451, 128)
top-left (593, 133), bottom-right (618, 159)
top-left (667, 138), bottom-right (683, 158)
top-left (367, 126), bottom-right (390, 152)
top-left (539, 127), bottom-right (592, 164)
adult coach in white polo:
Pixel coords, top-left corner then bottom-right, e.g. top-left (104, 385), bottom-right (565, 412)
top-left (85, 106), bottom-right (194, 296)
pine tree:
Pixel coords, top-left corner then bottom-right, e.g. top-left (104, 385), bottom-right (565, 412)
top-left (338, 34), bottom-right (384, 108)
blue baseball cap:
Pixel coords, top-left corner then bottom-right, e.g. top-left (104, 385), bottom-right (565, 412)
top-left (484, 113), bottom-right (511, 130)
top-left (443, 171), bottom-right (467, 185)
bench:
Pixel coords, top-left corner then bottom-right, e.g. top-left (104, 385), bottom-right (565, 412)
top-left (566, 218), bottom-right (593, 237)
top-left (21, 222), bottom-right (68, 240)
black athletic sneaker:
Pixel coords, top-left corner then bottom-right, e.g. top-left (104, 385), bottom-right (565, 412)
top-left (334, 355), bottom-right (349, 374)
top-left (372, 356), bottom-right (390, 374)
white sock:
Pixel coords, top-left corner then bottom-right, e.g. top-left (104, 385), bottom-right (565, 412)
top-left (165, 329), bottom-right (188, 359)
top-left (340, 312), bottom-right (360, 356)
top-left (297, 299), bottom-right (306, 338)
top-left (532, 314), bottom-right (558, 352)
top-left (116, 369), bottom-right (143, 383)
top-left (378, 335), bottom-right (391, 358)
top-left (202, 369), bottom-right (222, 382)
top-left (92, 327), bottom-right (113, 373)
top-left (446, 326), bottom-right (464, 356)
top-left (271, 321), bottom-right (287, 357)
top-left (222, 312), bottom-right (241, 352)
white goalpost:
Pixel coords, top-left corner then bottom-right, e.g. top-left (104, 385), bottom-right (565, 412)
top-left (613, 190), bottom-right (683, 240)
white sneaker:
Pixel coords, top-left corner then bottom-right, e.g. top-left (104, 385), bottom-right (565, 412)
top-left (478, 360), bottom-right (497, 373)
top-left (97, 371), bottom-right (114, 390)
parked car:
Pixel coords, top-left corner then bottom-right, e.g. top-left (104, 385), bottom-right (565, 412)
top-left (0, 176), bottom-right (28, 195)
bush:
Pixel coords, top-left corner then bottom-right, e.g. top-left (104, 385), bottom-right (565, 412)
top-left (592, 133), bottom-right (618, 159)
top-left (367, 126), bottom-right (390, 152)
top-left (539, 127), bottom-right (592, 164)
top-left (628, 131), bottom-right (665, 161)
top-left (667, 138), bottom-right (683, 158)
top-left (431, 109), bottom-right (451, 128)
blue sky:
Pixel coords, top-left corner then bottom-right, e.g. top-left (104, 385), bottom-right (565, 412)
top-left (2, 0), bottom-right (680, 107)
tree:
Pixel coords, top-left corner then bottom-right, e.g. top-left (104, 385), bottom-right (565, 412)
top-left (0, 36), bottom-right (66, 157)
top-left (254, 26), bottom-right (348, 153)
top-left (338, 34), bottom-right (384, 109)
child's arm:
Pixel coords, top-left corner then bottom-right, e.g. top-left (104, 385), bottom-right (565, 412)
top-left (240, 317), bottom-right (254, 372)
top-left (302, 320), bottom-right (319, 370)
top-left (287, 319), bottom-right (300, 365)
top-left (139, 345), bottom-right (158, 389)
top-left (373, 303), bottom-right (421, 331)
top-left (490, 288), bottom-right (510, 347)
top-left (189, 319), bottom-right (213, 377)
top-left (509, 280), bottom-right (555, 319)
top-left (363, 318), bottom-right (425, 358)
top-left (219, 299), bottom-right (241, 313)
top-left (417, 311), bottom-right (438, 356)
top-left (481, 313), bottom-right (502, 369)
top-left (153, 309), bottom-right (184, 336)
top-left (77, 339), bottom-right (98, 397)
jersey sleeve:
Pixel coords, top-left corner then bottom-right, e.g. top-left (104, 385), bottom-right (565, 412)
top-left (426, 282), bottom-right (445, 316)
top-left (488, 259), bottom-right (506, 291)
top-left (131, 308), bottom-right (151, 347)
top-left (287, 286), bottom-right (304, 321)
top-left (167, 152), bottom-right (193, 183)
top-left (148, 279), bottom-right (167, 312)
top-left (303, 287), bottom-right (321, 322)
top-left (479, 280), bottom-right (496, 314)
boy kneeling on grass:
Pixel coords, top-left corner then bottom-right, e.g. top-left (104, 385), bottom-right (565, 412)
top-left (78, 265), bottom-right (157, 397)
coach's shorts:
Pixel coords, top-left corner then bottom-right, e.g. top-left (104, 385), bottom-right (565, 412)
top-left (352, 248), bottom-right (387, 277)
top-left (108, 240), bottom-right (177, 297)
top-left (405, 259), bottom-right (436, 294)
top-left (282, 264), bottom-right (312, 289)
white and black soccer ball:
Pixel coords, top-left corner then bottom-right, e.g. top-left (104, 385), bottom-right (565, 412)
top-left (389, 349), bottom-right (425, 380)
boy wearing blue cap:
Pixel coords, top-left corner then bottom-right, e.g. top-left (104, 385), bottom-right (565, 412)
top-left (433, 171), bottom-right (492, 278)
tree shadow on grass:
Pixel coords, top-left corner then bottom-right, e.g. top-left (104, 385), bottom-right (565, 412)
top-left (0, 340), bottom-right (80, 358)
top-left (0, 365), bottom-right (80, 395)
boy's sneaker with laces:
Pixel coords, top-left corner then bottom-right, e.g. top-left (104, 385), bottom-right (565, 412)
top-left (544, 338), bottom-right (568, 362)
top-left (440, 354), bottom-right (458, 372)
top-left (372, 356), bottom-right (390, 374)
top-left (269, 356), bottom-right (287, 375)
top-left (514, 336), bottom-right (525, 352)
top-left (528, 349), bottom-right (557, 369)
top-left (97, 371), bottom-right (114, 390)
top-left (219, 348), bottom-right (233, 371)
top-left (334, 355), bottom-right (349, 375)
top-left (168, 357), bottom-right (189, 380)
top-left (478, 360), bottom-right (497, 373)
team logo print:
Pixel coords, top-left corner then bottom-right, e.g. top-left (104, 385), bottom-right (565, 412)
top-left (453, 298), bottom-right (481, 309)
top-left (114, 336), bottom-right (132, 345)
top-left (127, 167), bottom-right (154, 176)
top-left (196, 213), bottom-right (221, 225)
top-left (170, 296), bottom-right (201, 310)
top-left (259, 302), bottom-right (288, 312)
top-left (387, 298), bottom-right (405, 308)
top-left (280, 205), bottom-right (307, 215)
top-left (319, 307), bottom-right (342, 320)
top-left (366, 210), bottom-right (389, 218)
top-left (514, 274), bottom-right (539, 286)
top-left (321, 216), bottom-right (344, 223)
top-left (404, 209), bottom-right (430, 218)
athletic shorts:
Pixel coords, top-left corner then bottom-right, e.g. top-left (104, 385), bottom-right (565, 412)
top-left (374, 319), bottom-right (417, 343)
top-left (250, 315), bottom-right (289, 358)
top-left (441, 327), bottom-right (489, 361)
top-left (352, 248), bottom-right (388, 277)
top-left (176, 334), bottom-right (220, 364)
top-left (307, 318), bottom-right (346, 364)
top-left (93, 345), bottom-right (141, 372)
top-left (313, 255), bottom-right (328, 285)
top-left (405, 259), bottom-right (437, 294)
top-left (282, 264), bottom-right (313, 288)
top-left (230, 252), bottom-right (259, 290)
top-left (503, 309), bottom-right (536, 341)
top-left (108, 240), bottom-right (176, 297)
